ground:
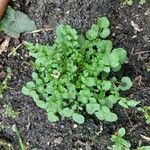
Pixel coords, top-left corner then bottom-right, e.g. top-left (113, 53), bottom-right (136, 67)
top-left (0, 0), bottom-right (150, 150)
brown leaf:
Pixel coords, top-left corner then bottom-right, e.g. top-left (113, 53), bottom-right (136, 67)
top-left (0, 37), bottom-right (11, 54)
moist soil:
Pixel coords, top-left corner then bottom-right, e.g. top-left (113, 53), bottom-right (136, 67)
top-left (0, 0), bottom-right (150, 149)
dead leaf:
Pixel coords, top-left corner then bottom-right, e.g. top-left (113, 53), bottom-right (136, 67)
top-left (140, 135), bottom-right (150, 142)
top-left (0, 37), bottom-right (11, 54)
top-left (131, 21), bottom-right (142, 32)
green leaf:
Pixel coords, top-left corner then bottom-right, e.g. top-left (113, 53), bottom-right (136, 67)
top-left (118, 128), bottom-right (126, 137)
top-left (72, 113), bottom-right (85, 124)
top-left (47, 112), bottom-right (59, 122)
top-left (103, 67), bottom-right (110, 73)
top-left (126, 100), bottom-right (140, 107)
top-left (86, 103), bottom-right (100, 114)
top-left (26, 81), bottom-right (35, 89)
top-left (0, 6), bottom-right (36, 38)
top-left (110, 52), bottom-right (120, 68)
top-left (100, 28), bottom-right (110, 38)
top-left (86, 24), bottom-right (99, 40)
top-left (59, 108), bottom-right (74, 117)
top-left (22, 86), bottom-right (30, 95)
top-left (101, 81), bottom-right (112, 91)
top-left (95, 109), bottom-right (105, 120)
top-left (32, 72), bottom-right (38, 80)
top-left (97, 17), bottom-right (110, 28)
top-left (118, 100), bottom-right (129, 109)
top-left (119, 77), bottom-right (133, 91)
top-left (85, 77), bottom-right (95, 87)
top-left (95, 106), bottom-right (117, 122)
top-left (112, 48), bottom-right (127, 64)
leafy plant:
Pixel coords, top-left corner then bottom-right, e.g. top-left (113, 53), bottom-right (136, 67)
top-left (12, 125), bottom-right (26, 150)
top-left (3, 103), bottom-right (19, 118)
top-left (124, 0), bottom-right (146, 5)
top-left (22, 17), bottom-right (139, 124)
top-left (108, 127), bottom-right (131, 150)
top-left (0, 6), bottom-right (36, 38)
top-left (0, 67), bottom-right (12, 98)
top-left (138, 106), bottom-right (150, 124)
top-left (136, 146), bottom-right (150, 150)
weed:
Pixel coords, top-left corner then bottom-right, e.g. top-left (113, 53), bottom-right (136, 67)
top-left (12, 125), bottom-right (26, 150)
top-left (138, 106), bottom-right (150, 124)
top-left (108, 127), bottom-right (131, 150)
top-left (124, 0), bottom-right (146, 5)
top-left (0, 67), bottom-right (12, 98)
top-left (22, 17), bottom-right (139, 124)
top-left (3, 104), bottom-right (19, 118)
top-left (0, 122), bottom-right (5, 131)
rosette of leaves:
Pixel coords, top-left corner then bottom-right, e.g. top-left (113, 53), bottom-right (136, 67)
top-left (22, 17), bottom-right (139, 124)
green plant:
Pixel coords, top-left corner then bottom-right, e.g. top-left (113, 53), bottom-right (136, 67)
top-left (136, 146), bottom-right (150, 150)
top-left (12, 125), bottom-right (26, 150)
top-left (0, 67), bottom-right (12, 98)
top-left (124, 0), bottom-right (146, 5)
top-left (0, 6), bottom-right (36, 38)
top-left (0, 122), bottom-right (5, 131)
top-left (22, 17), bottom-right (139, 124)
top-left (138, 106), bottom-right (150, 124)
top-left (3, 103), bottom-right (19, 118)
top-left (108, 127), bottom-right (131, 150)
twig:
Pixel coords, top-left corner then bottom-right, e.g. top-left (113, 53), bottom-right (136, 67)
top-left (25, 28), bottom-right (52, 34)
top-left (135, 51), bottom-right (150, 55)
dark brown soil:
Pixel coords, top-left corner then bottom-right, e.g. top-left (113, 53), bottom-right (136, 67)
top-left (0, 0), bottom-right (150, 150)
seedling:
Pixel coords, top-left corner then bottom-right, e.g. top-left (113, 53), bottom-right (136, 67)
top-left (138, 106), bottom-right (150, 124)
top-left (12, 125), bottom-right (26, 150)
top-left (0, 67), bottom-right (12, 98)
top-left (108, 127), bottom-right (131, 150)
top-left (0, 122), bottom-right (5, 131)
top-left (124, 0), bottom-right (146, 5)
top-left (3, 104), bottom-right (19, 118)
top-left (22, 17), bottom-right (139, 124)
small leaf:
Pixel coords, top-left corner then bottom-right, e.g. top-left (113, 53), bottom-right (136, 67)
top-left (47, 112), bottom-right (59, 122)
top-left (86, 103), bottom-right (100, 114)
top-left (95, 110), bottom-right (105, 121)
top-left (97, 17), bottom-right (110, 28)
top-left (59, 108), bottom-right (74, 117)
top-left (119, 77), bottom-right (133, 91)
top-left (126, 100), bottom-right (140, 107)
top-left (118, 127), bottom-right (126, 137)
top-left (112, 48), bottom-right (127, 64)
top-left (118, 99), bottom-right (129, 109)
top-left (85, 77), bottom-right (95, 87)
top-left (101, 81), bottom-right (112, 91)
top-left (22, 86), bottom-right (30, 95)
top-left (100, 28), bottom-right (110, 38)
top-left (26, 81), bottom-right (35, 89)
top-left (72, 113), bottom-right (85, 124)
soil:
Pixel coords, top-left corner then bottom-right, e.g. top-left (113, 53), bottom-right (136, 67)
top-left (0, 0), bottom-right (150, 150)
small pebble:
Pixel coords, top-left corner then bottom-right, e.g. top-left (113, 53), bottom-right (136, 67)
top-left (73, 124), bottom-right (78, 128)
top-left (54, 137), bottom-right (63, 144)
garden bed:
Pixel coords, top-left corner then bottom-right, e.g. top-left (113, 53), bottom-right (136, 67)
top-left (0, 0), bottom-right (150, 149)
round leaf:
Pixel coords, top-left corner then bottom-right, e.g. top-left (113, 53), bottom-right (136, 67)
top-left (47, 112), bottom-right (59, 122)
top-left (72, 113), bottom-right (85, 124)
top-left (101, 81), bottom-right (112, 91)
top-left (100, 28), bottom-right (110, 38)
top-left (86, 103), bottom-right (100, 114)
top-left (119, 77), bottom-right (133, 91)
top-left (97, 17), bottom-right (110, 28)
top-left (22, 86), bottom-right (30, 95)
